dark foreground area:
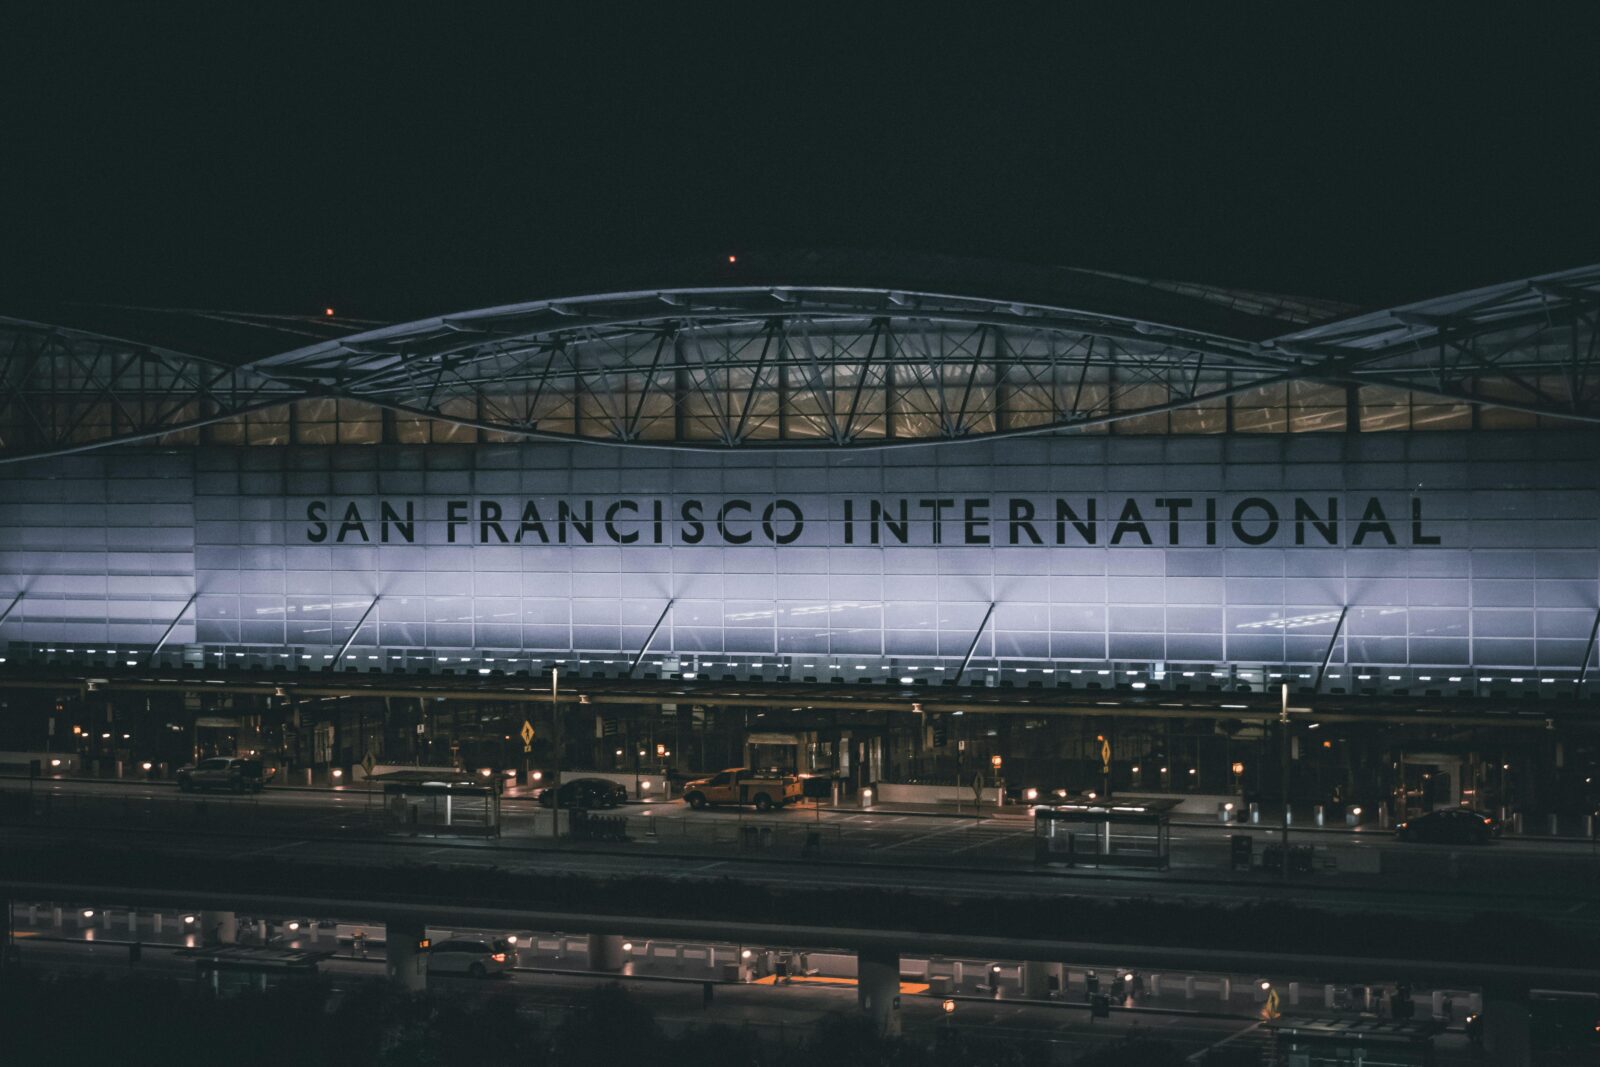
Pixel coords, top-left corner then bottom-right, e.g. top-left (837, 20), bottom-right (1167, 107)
top-left (0, 967), bottom-right (1189, 1067)
top-left (6, 828), bottom-right (1598, 974)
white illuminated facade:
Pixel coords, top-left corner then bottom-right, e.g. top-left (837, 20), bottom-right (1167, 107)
top-left (2, 256), bottom-right (1597, 696)
top-left (1, 428), bottom-right (1596, 696)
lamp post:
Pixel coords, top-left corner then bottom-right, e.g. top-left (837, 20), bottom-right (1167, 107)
top-left (991, 754), bottom-right (1003, 807)
top-left (1279, 683), bottom-right (1290, 878)
top-left (550, 666), bottom-right (561, 840)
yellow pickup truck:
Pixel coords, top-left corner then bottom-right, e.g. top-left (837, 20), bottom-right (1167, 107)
top-left (682, 767), bottom-right (804, 812)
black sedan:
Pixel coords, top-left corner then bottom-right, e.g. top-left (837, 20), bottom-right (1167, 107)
top-left (535, 777), bottom-right (628, 809)
top-left (1395, 808), bottom-right (1501, 844)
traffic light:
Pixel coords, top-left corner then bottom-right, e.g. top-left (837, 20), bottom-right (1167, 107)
top-left (932, 717), bottom-right (948, 747)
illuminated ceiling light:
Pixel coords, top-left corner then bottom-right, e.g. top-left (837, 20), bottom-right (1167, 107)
top-left (324, 307), bottom-right (335, 317)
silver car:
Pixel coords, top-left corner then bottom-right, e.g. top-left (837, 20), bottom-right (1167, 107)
top-left (426, 937), bottom-right (514, 979)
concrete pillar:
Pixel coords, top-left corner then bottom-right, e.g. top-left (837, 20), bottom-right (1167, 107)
top-left (1482, 990), bottom-right (1531, 1067)
top-left (152, 913), bottom-right (163, 934)
top-left (126, 911), bottom-right (137, 933)
top-left (1288, 981), bottom-right (1300, 1007)
top-left (51, 906), bottom-right (62, 928)
top-left (1020, 960), bottom-right (1055, 999)
top-left (1184, 975), bottom-right (1196, 1000)
top-left (586, 933), bottom-right (627, 973)
top-left (1324, 983), bottom-right (1335, 1008)
top-left (1218, 977), bottom-right (1231, 1002)
top-left (857, 946), bottom-right (901, 1036)
top-left (200, 911), bottom-right (237, 944)
top-left (386, 917), bottom-right (427, 993)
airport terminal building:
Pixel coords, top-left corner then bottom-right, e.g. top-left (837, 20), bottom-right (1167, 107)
top-left (2, 253), bottom-right (1597, 819)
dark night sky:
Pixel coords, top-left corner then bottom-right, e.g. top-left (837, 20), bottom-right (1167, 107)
top-left (4, 4), bottom-right (1599, 322)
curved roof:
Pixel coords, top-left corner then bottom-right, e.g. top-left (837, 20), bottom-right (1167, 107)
top-left (2, 256), bottom-right (1596, 458)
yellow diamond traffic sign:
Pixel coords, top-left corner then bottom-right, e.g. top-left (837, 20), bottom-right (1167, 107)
top-left (520, 720), bottom-right (535, 746)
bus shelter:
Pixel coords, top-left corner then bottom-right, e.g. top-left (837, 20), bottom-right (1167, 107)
top-left (1265, 1016), bottom-right (1439, 1066)
top-left (1033, 798), bottom-right (1177, 869)
top-left (370, 769), bottom-right (501, 837)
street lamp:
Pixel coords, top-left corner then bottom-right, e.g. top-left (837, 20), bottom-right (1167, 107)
top-left (550, 666), bottom-right (563, 840)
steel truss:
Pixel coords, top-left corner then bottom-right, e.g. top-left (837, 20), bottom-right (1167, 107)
top-left (0, 317), bottom-right (300, 457)
top-left (3, 265), bottom-right (1598, 460)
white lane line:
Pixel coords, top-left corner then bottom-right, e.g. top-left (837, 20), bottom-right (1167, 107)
top-left (234, 839), bottom-right (306, 858)
top-left (873, 821), bottom-right (978, 851)
top-left (947, 830), bottom-right (1030, 854)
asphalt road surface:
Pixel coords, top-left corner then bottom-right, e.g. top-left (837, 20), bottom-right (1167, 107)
top-left (5, 776), bottom-right (1600, 928)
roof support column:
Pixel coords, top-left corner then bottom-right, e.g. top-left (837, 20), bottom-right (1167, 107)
top-left (0, 592), bottom-right (22, 629)
top-left (146, 593), bottom-right (197, 665)
top-left (1578, 606), bottom-right (1600, 692)
top-left (954, 601), bottom-right (997, 686)
top-left (629, 599), bottom-right (675, 677)
top-left (1314, 606), bottom-right (1349, 691)
top-left (333, 596), bottom-right (381, 669)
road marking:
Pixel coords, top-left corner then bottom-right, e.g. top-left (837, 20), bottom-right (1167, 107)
top-left (234, 838), bottom-right (306, 858)
top-left (873, 821), bottom-right (976, 851)
top-left (948, 830), bottom-right (1029, 854)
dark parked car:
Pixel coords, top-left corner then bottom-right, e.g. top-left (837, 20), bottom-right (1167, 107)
top-left (535, 777), bottom-right (628, 809)
top-left (1395, 808), bottom-right (1501, 844)
top-left (176, 757), bottom-right (273, 794)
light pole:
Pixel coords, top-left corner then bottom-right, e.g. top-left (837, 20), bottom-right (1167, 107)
top-left (991, 754), bottom-right (1003, 808)
top-left (550, 666), bottom-right (561, 840)
top-left (1279, 684), bottom-right (1292, 879)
